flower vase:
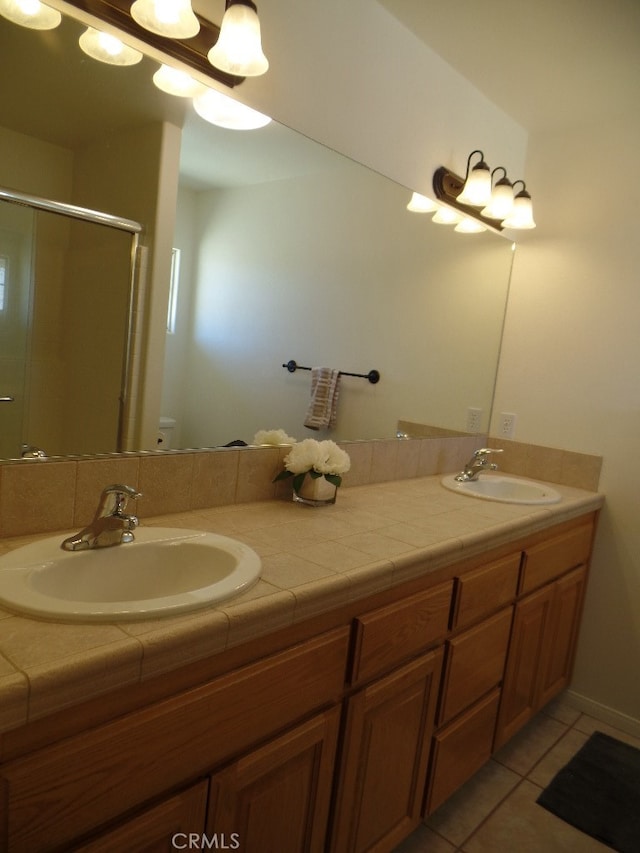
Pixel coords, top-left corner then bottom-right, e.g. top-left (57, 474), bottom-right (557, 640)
top-left (293, 475), bottom-right (337, 507)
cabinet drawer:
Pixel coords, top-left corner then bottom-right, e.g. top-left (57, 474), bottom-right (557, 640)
top-left (438, 607), bottom-right (513, 726)
top-left (72, 780), bottom-right (208, 852)
top-left (0, 627), bottom-right (349, 853)
top-left (520, 522), bottom-right (593, 594)
top-left (351, 581), bottom-right (453, 684)
top-left (452, 554), bottom-right (521, 629)
top-left (425, 688), bottom-right (501, 815)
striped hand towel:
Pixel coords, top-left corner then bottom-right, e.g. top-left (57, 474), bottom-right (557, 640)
top-left (304, 367), bottom-right (341, 430)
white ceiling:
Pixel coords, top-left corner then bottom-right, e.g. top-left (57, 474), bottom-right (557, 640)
top-left (378, 0), bottom-right (640, 133)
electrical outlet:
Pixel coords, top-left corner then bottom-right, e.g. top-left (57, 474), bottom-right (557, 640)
top-left (499, 412), bottom-right (517, 439)
top-left (466, 407), bottom-right (483, 433)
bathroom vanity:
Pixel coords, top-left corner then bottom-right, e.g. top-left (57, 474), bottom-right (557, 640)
top-left (0, 476), bottom-right (602, 852)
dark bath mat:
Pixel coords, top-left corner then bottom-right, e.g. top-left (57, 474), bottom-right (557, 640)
top-left (537, 730), bottom-right (640, 853)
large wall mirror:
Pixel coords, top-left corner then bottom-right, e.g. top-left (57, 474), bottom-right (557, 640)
top-left (0, 8), bottom-right (514, 461)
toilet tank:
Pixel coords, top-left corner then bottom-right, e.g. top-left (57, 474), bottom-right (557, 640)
top-left (157, 416), bottom-right (177, 449)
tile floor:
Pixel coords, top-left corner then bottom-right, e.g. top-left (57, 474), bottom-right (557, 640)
top-left (395, 695), bottom-right (640, 852)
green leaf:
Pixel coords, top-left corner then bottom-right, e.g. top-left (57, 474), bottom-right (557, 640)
top-left (292, 472), bottom-right (307, 492)
top-left (324, 473), bottom-right (342, 488)
top-left (273, 469), bottom-right (293, 483)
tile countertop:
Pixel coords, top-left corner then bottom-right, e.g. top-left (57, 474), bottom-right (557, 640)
top-left (0, 475), bottom-right (604, 735)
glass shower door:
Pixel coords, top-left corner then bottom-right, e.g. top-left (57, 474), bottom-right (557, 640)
top-left (0, 202), bottom-right (34, 459)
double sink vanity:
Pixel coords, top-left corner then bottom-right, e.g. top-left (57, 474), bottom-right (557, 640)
top-left (0, 467), bottom-right (603, 852)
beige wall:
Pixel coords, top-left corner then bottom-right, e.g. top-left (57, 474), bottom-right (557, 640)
top-left (491, 113), bottom-right (640, 726)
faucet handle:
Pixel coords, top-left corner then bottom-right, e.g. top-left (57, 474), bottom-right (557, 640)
top-left (473, 447), bottom-right (503, 459)
top-left (96, 484), bottom-right (142, 519)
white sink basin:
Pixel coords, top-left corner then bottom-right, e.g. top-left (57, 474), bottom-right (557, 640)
top-left (441, 474), bottom-right (562, 505)
top-left (0, 527), bottom-right (261, 622)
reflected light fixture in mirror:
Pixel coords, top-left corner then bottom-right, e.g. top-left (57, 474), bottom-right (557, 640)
top-left (78, 27), bottom-right (143, 65)
top-left (455, 217), bottom-right (486, 233)
top-left (153, 63), bottom-right (206, 96)
top-left (406, 192), bottom-right (438, 213)
top-left (0, 0), bottom-right (60, 28)
top-left (432, 205), bottom-right (461, 225)
top-left (208, 0), bottom-right (268, 77)
top-left (193, 87), bottom-right (271, 129)
top-left (130, 0), bottom-right (199, 38)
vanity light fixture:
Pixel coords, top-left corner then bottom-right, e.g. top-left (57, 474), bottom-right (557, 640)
top-left (456, 150), bottom-right (492, 207)
top-left (153, 64), bottom-right (206, 97)
top-left (433, 155), bottom-right (536, 231)
top-left (208, 0), bottom-right (268, 77)
top-left (130, 0), bottom-right (199, 39)
top-left (0, 0), bottom-right (60, 29)
top-left (193, 87), bottom-right (271, 129)
top-left (79, 27), bottom-right (143, 65)
top-left (406, 192), bottom-right (438, 213)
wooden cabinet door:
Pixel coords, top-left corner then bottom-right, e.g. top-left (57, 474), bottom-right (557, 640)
top-left (438, 607), bottom-right (513, 726)
top-left (425, 688), bottom-right (501, 815)
top-left (330, 647), bottom-right (443, 853)
top-left (537, 566), bottom-right (587, 707)
top-left (208, 707), bottom-right (341, 853)
top-left (494, 584), bottom-right (554, 749)
top-left (71, 781), bottom-right (208, 852)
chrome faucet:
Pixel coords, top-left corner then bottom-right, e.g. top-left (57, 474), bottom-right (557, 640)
top-left (455, 448), bottom-right (504, 482)
top-left (61, 484), bottom-right (142, 551)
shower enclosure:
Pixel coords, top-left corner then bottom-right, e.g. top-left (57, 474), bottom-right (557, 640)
top-left (0, 187), bottom-right (141, 459)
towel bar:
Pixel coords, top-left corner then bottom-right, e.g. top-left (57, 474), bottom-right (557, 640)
top-left (283, 360), bottom-right (380, 384)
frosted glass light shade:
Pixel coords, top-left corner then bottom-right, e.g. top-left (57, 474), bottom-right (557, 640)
top-left (406, 192), bottom-right (438, 213)
top-left (481, 179), bottom-right (514, 220)
top-left (0, 0), bottom-right (60, 29)
top-left (79, 28), bottom-right (143, 65)
top-left (208, 0), bottom-right (268, 77)
top-left (455, 217), bottom-right (486, 233)
top-left (457, 162), bottom-right (492, 207)
top-left (503, 193), bottom-right (536, 229)
top-left (432, 205), bottom-right (461, 225)
top-left (193, 88), bottom-right (271, 130)
top-left (131, 0), bottom-right (199, 38)
top-left (153, 64), bottom-right (206, 96)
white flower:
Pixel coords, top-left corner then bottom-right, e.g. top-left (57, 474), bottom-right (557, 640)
top-left (253, 428), bottom-right (297, 446)
top-left (314, 440), bottom-right (351, 475)
top-left (284, 439), bottom-right (350, 476)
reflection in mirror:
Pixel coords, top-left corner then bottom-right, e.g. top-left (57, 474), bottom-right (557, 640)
top-left (0, 192), bottom-right (138, 459)
top-left (0, 9), bottom-right (514, 461)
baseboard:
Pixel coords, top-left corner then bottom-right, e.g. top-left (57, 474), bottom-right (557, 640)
top-left (564, 689), bottom-right (640, 739)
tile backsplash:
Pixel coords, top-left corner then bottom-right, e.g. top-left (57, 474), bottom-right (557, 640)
top-left (0, 435), bottom-right (602, 539)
